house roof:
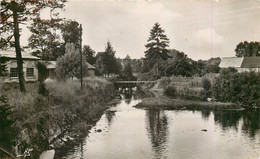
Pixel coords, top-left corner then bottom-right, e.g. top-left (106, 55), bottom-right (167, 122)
top-left (0, 49), bottom-right (40, 60)
top-left (45, 61), bottom-right (96, 70)
top-left (45, 61), bottom-right (56, 69)
top-left (219, 57), bottom-right (244, 68)
top-left (241, 57), bottom-right (260, 68)
top-left (86, 62), bottom-right (96, 70)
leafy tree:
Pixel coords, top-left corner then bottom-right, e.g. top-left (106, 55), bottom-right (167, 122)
top-left (145, 22), bottom-right (171, 75)
top-left (55, 43), bottom-right (87, 80)
top-left (38, 82), bottom-right (49, 97)
top-left (120, 56), bottom-right (136, 81)
top-left (1, 0), bottom-right (66, 92)
top-left (235, 41), bottom-right (260, 57)
top-left (95, 52), bottom-right (105, 75)
top-left (83, 45), bottom-right (96, 65)
top-left (166, 51), bottom-right (196, 77)
top-left (35, 61), bottom-right (48, 82)
top-left (0, 57), bottom-right (8, 77)
top-left (62, 20), bottom-right (81, 49)
top-left (28, 18), bottom-right (64, 60)
top-left (212, 69), bottom-right (260, 107)
top-left (97, 42), bottom-right (121, 76)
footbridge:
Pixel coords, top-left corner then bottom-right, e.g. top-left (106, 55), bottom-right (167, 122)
top-left (113, 81), bottom-right (157, 84)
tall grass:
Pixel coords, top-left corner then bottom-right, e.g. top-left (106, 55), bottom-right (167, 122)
top-left (160, 75), bottom-right (215, 101)
top-left (1, 77), bottom-right (116, 158)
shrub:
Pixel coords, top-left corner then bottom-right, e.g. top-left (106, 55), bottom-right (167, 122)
top-left (38, 82), bottom-right (49, 97)
top-left (202, 78), bottom-right (211, 91)
top-left (212, 71), bottom-right (260, 107)
top-left (164, 86), bottom-right (177, 97)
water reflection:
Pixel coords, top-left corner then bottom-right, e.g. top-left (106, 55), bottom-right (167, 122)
top-left (146, 109), bottom-right (169, 158)
top-left (200, 109), bottom-right (211, 121)
top-left (241, 110), bottom-right (260, 137)
top-left (213, 110), bottom-right (243, 131)
top-left (105, 110), bottom-right (115, 125)
top-left (201, 109), bottom-right (260, 137)
top-left (124, 91), bottom-right (132, 104)
top-left (57, 92), bottom-right (260, 159)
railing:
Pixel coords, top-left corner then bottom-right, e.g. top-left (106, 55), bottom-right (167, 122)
top-left (113, 81), bottom-right (157, 84)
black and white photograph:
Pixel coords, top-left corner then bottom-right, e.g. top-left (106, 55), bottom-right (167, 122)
top-left (0, 0), bottom-right (260, 158)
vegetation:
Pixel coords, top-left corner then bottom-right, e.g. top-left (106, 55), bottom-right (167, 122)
top-left (55, 43), bottom-right (87, 80)
top-left (235, 41), bottom-right (260, 57)
top-left (0, 0), bottom-right (66, 92)
top-left (202, 78), bottom-right (212, 99)
top-left (0, 96), bottom-right (16, 155)
top-left (164, 86), bottom-right (177, 97)
top-left (83, 45), bottom-right (96, 65)
top-left (95, 41), bottom-right (122, 76)
top-left (144, 23), bottom-right (171, 75)
top-left (28, 18), bottom-right (64, 60)
top-left (211, 68), bottom-right (260, 107)
top-left (0, 77), bottom-right (115, 158)
top-left (61, 20), bottom-right (81, 49)
top-left (35, 61), bottom-right (49, 82)
top-left (0, 57), bottom-right (8, 77)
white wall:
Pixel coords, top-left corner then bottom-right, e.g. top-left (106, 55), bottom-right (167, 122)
top-left (0, 59), bottom-right (38, 83)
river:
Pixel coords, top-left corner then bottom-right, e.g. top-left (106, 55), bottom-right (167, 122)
top-left (58, 93), bottom-right (260, 159)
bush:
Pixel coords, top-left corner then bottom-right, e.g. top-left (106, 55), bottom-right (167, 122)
top-left (164, 86), bottom-right (177, 97)
top-left (202, 78), bottom-right (211, 91)
top-left (212, 70), bottom-right (260, 107)
top-left (38, 82), bottom-right (49, 97)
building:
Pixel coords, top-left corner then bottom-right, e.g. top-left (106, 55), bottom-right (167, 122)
top-left (45, 61), bottom-right (96, 78)
top-left (86, 62), bottom-right (96, 77)
top-left (219, 57), bottom-right (260, 72)
top-left (0, 50), bottom-right (40, 83)
top-left (45, 61), bottom-right (56, 79)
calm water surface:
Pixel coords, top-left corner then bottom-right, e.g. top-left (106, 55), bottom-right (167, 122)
top-left (61, 95), bottom-right (260, 159)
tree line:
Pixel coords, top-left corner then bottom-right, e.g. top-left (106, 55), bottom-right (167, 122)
top-left (1, 0), bottom-right (259, 92)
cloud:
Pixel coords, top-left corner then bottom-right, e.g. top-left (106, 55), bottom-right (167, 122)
top-left (194, 28), bottom-right (223, 45)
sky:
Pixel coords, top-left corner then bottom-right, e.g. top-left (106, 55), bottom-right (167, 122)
top-left (20, 0), bottom-right (260, 60)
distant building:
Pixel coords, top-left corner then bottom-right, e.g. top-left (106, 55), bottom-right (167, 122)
top-left (219, 57), bottom-right (260, 72)
top-left (45, 61), bottom-right (56, 79)
top-left (45, 61), bottom-right (96, 78)
top-left (0, 50), bottom-right (40, 83)
top-left (86, 62), bottom-right (96, 77)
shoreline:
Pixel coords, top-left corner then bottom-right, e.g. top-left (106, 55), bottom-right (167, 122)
top-left (134, 89), bottom-right (243, 111)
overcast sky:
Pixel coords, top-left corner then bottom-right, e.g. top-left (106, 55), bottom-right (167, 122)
top-left (20, 0), bottom-right (260, 60)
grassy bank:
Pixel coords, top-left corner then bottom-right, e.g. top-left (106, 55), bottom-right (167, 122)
top-left (135, 74), bottom-right (243, 110)
top-left (135, 95), bottom-right (240, 110)
top-left (0, 77), bottom-right (116, 158)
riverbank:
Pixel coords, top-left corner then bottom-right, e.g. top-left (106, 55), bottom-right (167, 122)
top-left (135, 93), bottom-right (242, 110)
top-left (135, 76), bottom-right (243, 110)
top-left (0, 77), bottom-right (117, 159)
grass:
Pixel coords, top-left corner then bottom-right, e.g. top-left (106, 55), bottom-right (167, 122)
top-left (0, 77), bottom-right (116, 158)
top-left (135, 94), bottom-right (241, 110)
top-left (136, 74), bottom-right (241, 110)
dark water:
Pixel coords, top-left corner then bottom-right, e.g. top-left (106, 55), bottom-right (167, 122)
top-left (60, 95), bottom-right (260, 159)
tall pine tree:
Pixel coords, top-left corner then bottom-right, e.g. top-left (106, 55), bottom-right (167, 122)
top-left (145, 23), bottom-right (170, 76)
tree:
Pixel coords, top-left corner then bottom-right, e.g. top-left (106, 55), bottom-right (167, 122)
top-left (0, 57), bottom-right (8, 77)
top-left (1, 0), bottom-right (66, 92)
top-left (83, 45), bottom-right (96, 65)
top-left (145, 22), bottom-right (171, 75)
top-left (122, 62), bottom-right (136, 81)
top-left (62, 20), bottom-right (81, 49)
top-left (97, 41), bottom-right (121, 76)
top-left (28, 18), bottom-right (64, 60)
top-left (165, 51), bottom-right (197, 77)
top-left (55, 43), bottom-right (87, 80)
top-left (235, 41), bottom-right (260, 57)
